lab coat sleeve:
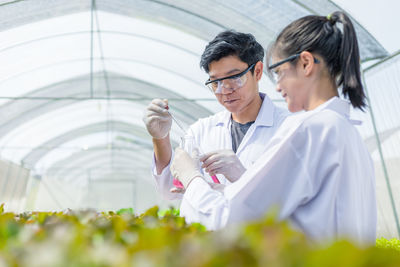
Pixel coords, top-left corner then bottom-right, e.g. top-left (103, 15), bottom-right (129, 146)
top-left (181, 128), bottom-right (315, 230)
top-left (151, 149), bottom-right (183, 201)
top-left (182, 177), bottom-right (230, 230)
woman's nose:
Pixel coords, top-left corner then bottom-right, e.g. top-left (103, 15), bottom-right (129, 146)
top-left (275, 84), bottom-right (282, 93)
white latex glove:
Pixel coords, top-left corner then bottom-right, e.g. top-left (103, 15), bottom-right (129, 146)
top-left (143, 99), bottom-right (172, 139)
top-left (200, 149), bottom-right (246, 182)
top-left (170, 147), bottom-right (203, 189)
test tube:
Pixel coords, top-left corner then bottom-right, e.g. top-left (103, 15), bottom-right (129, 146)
top-left (172, 135), bottom-right (196, 188)
top-left (172, 135), bottom-right (220, 188)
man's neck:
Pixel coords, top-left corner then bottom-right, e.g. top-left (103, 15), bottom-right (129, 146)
top-left (231, 94), bottom-right (262, 124)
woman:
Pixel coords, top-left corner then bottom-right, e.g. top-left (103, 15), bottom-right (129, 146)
top-left (171, 11), bottom-right (376, 244)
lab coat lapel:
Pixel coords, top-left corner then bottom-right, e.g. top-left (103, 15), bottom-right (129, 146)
top-left (236, 94), bottom-right (274, 155)
top-left (215, 110), bottom-right (234, 150)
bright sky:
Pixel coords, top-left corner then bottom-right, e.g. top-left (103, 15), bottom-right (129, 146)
top-left (334, 0), bottom-right (400, 54)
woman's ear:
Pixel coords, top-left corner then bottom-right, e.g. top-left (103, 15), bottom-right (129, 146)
top-left (299, 51), bottom-right (316, 76)
top-left (254, 61), bottom-right (264, 81)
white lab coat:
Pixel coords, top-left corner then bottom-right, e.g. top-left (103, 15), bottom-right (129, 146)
top-left (151, 93), bottom-right (288, 199)
top-left (181, 97), bottom-right (377, 244)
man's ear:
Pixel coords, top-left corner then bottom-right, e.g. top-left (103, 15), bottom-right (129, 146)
top-left (299, 51), bottom-right (316, 76)
top-left (254, 61), bottom-right (264, 81)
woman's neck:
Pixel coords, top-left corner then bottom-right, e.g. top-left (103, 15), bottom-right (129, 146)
top-left (306, 77), bottom-right (338, 111)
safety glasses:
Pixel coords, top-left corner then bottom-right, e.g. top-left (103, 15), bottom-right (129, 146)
top-left (205, 63), bottom-right (255, 94)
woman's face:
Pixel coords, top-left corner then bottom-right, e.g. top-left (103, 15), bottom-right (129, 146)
top-left (271, 55), bottom-right (309, 112)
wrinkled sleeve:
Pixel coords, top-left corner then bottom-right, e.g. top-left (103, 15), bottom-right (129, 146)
top-left (180, 129), bottom-right (315, 230)
top-left (151, 149), bottom-right (183, 200)
top-left (181, 178), bottom-right (230, 230)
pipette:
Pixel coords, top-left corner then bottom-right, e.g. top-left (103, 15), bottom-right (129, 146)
top-left (166, 106), bottom-right (186, 134)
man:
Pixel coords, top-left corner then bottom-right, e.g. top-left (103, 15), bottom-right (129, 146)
top-left (143, 30), bottom-right (288, 219)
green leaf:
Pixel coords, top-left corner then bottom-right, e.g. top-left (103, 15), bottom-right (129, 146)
top-left (116, 208), bottom-right (134, 215)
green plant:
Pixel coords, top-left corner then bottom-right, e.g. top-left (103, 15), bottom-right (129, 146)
top-left (376, 237), bottom-right (400, 251)
top-left (0, 204), bottom-right (399, 266)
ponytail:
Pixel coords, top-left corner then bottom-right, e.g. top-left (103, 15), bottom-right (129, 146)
top-left (268, 11), bottom-right (367, 110)
top-left (330, 11), bottom-right (366, 110)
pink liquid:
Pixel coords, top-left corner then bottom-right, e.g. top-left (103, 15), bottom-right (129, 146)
top-left (211, 175), bottom-right (220, 184)
top-left (173, 175), bottom-right (220, 189)
top-left (173, 178), bottom-right (184, 188)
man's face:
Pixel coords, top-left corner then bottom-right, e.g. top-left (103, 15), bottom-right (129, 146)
top-left (207, 55), bottom-right (261, 114)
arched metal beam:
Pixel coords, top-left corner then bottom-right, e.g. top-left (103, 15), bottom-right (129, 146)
top-left (45, 146), bottom-right (153, 182)
top-left (0, 0), bottom-right (387, 61)
top-left (0, 72), bottom-right (212, 139)
top-left (21, 120), bottom-right (157, 167)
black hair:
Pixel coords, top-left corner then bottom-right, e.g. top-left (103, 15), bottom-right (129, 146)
top-left (266, 11), bottom-right (366, 110)
top-left (200, 30), bottom-right (264, 74)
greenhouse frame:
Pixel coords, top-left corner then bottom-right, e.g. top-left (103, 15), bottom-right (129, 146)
top-left (0, 0), bottom-right (399, 239)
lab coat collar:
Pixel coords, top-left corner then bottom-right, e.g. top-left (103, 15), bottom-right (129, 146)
top-left (314, 96), bottom-right (348, 115)
top-left (254, 93), bottom-right (274, 127)
top-left (215, 93), bottom-right (274, 128)
top-left (315, 96), bottom-right (361, 125)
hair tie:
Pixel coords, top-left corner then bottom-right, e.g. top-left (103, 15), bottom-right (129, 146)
top-left (326, 13), bottom-right (337, 26)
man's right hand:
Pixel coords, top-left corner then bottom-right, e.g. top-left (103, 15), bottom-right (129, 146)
top-left (143, 99), bottom-right (172, 139)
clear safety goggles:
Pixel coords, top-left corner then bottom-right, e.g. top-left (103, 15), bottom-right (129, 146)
top-left (268, 53), bottom-right (319, 84)
top-left (205, 63), bottom-right (255, 94)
